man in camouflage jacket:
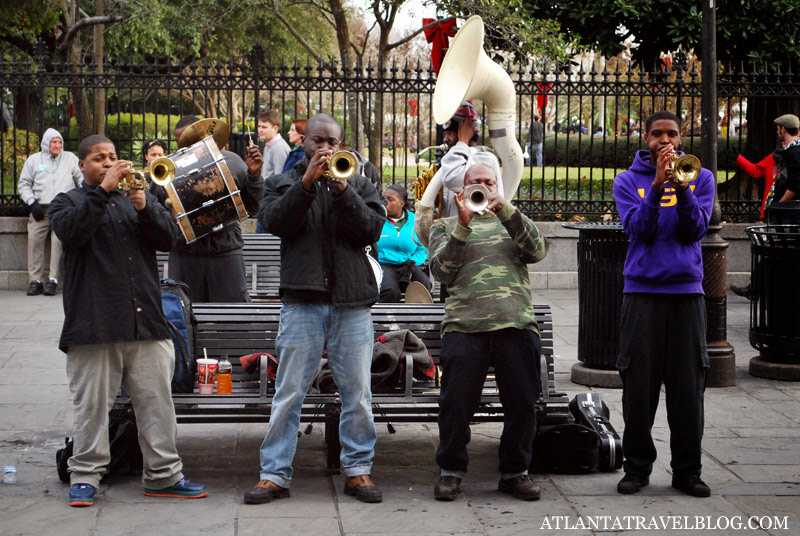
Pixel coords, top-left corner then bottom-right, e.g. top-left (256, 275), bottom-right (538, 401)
top-left (428, 158), bottom-right (549, 502)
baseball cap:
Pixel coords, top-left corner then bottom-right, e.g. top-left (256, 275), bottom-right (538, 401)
top-left (443, 101), bottom-right (481, 132)
top-left (774, 114), bottom-right (800, 129)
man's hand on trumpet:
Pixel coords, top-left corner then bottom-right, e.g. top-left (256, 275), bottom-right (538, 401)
top-left (126, 188), bottom-right (147, 211)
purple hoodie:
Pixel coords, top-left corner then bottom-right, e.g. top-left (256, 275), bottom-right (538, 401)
top-left (613, 150), bottom-right (715, 294)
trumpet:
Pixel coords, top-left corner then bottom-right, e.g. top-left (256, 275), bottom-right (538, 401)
top-left (463, 184), bottom-right (491, 213)
top-left (324, 150), bottom-right (358, 182)
top-left (669, 151), bottom-right (701, 183)
top-left (117, 157), bottom-right (177, 191)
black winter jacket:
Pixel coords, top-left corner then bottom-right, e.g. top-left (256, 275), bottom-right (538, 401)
top-left (259, 161), bottom-right (385, 306)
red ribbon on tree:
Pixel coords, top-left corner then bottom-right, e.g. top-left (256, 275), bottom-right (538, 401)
top-left (423, 18), bottom-right (457, 75)
top-left (535, 82), bottom-right (553, 119)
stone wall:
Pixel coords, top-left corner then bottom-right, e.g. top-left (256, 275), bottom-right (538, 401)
top-left (0, 216), bottom-right (754, 290)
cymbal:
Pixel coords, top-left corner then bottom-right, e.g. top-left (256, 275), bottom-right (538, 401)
top-left (177, 118), bottom-right (230, 149)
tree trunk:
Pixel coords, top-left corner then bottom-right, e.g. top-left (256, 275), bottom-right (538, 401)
top-left (68, 39), bottom-right (93, 141)
top-left (13, 88), bottom-right (39, 132)
top-left (93, 0), bottom-right (105, 135)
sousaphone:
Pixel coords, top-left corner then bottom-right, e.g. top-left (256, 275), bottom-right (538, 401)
top-left (414, 15), bottom-right (524, 247)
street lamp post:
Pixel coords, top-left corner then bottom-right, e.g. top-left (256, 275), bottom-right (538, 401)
top-left (701, 0), bottom-right (736, 387)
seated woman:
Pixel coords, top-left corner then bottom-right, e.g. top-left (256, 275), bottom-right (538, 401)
top-left (377, 185), bottom-right (432, 302)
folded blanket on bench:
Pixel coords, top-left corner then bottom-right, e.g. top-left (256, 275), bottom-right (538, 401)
top-left (239, 330), bottom-right (435, 393)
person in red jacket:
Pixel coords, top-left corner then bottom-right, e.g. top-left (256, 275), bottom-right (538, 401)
top-left (725, 144), bottom-right (784, 297)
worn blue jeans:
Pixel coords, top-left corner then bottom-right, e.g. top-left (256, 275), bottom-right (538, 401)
top-left (258, 303), bottom-right (376, 487)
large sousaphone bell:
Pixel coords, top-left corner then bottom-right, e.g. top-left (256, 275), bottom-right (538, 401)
top-left (414, 15), bottom-right (524, 247)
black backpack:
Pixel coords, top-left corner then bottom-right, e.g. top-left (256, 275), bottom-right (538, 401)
top-left (160, 279), bottom-right (196, 393)
top-left (56, 419), bottom-right (143, 483)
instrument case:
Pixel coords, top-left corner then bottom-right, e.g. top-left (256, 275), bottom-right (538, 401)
top-left (568, 392), bottom-right (623, 472)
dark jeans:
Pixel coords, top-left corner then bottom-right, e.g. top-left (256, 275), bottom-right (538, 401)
top-left (168, 250), bottom-right (251, 303)
top-left (378, 263), bottom-right (431, 303)
top-left (436, 328), bottom-right (542, 477)
top-left (617, 293), bottom-right (707, 478)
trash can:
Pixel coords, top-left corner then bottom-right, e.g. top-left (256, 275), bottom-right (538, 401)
top-left (746, 224), bottom-right (800, 379)
top-left (563, 222), bottom-right (629, 370)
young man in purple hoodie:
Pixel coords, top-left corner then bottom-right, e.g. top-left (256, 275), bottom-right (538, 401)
top-left (612, 111), bottom-right (715, 498)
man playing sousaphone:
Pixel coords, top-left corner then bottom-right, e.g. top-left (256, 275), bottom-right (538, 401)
top-left (428, 160), bottom-right (548, 501)
top-left (439, 101), bottom-right (502, 218)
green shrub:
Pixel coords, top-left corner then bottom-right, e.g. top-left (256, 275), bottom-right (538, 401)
top-left (1, 128), bottom-right (40, 199)
top-left (540, 135), bottom-right (745, 170)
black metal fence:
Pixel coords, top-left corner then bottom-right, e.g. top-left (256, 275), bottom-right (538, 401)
top-left (2, 42), bottom-right (799, 220)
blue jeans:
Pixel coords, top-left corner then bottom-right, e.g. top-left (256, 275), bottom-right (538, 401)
top-left (531, 143), bottom-right (543, 167)
top-left (258, 304), bottom-right (376, 487)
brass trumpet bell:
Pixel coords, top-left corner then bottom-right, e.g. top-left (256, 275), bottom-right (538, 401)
top-left (670, 152), bottom-right (701, 183)
top-left (463, 183), bottom-right (491, 213)
top-left (150, 156), bottom-right (176, 186)
top-left (117, 157), bottom-right (177, 191)
top-left (325, 150), bottom-right (358, 181)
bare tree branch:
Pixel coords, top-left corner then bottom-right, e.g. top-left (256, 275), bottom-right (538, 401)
top-left (269, 0), bottom-right (323, 64)
top-left (386, 16), bottom-right (454, 51)
top-left (56, 15), bottom-right (123, 53)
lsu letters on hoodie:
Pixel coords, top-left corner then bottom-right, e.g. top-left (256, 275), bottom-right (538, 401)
top-left (613, 150), bottom-right (715, 294)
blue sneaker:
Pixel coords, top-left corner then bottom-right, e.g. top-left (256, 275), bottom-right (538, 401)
top-left (143, 477), bottom-right (208, 498)
top-left (69, 483), bottom-right (97, 507)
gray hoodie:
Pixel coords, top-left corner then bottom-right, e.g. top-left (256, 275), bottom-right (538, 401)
top-left (17, 128), bottom-right (82, 205)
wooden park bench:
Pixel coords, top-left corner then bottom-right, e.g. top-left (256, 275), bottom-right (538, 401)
top-left (158, 233), bottom-right (441, 302)
top-left (111, 302), bottom-right (571, 473)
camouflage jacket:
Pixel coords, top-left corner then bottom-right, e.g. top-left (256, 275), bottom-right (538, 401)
top-left (429, 203), bottom-right (549, 335)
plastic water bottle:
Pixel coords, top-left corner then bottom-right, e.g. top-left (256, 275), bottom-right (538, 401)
top-left (3, 466), bottom-right (17, 484)
top-left (217, 355), bottom-right (232, 395)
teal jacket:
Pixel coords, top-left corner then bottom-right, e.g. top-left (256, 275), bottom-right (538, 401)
top-left (377, 210), bottom-right (428, 266)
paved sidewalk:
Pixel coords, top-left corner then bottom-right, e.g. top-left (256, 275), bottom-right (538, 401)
top-left (0, 289), bottom-right (798, 536)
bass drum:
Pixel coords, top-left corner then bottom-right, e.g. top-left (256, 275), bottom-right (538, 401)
top-left (163, 136), bottom-right (247, 244)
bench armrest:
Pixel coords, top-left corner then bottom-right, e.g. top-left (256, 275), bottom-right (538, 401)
top-left (403, 354), bottom-right (414, 398)
top-left (259, 353), bottom-right (270, 400)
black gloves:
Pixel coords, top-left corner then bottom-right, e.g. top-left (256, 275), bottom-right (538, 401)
top-left (30, 201), bottom-right (45, 222)
top-left (724, 148), bottom-right (739, 161)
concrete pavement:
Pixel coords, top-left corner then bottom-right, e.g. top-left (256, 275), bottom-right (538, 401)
top-left (0, 289), bottom-right (798, 536)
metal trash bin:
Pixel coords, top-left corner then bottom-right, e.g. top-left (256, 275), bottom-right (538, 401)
top-left (563, 222), bottom-right (629, 370)
top-left (746, 224), bottom-right (800, 379)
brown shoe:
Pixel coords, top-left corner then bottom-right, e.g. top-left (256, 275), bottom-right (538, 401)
top-left (343, 475), bottom-right (383, 503)
top-left (243, 480), bottom-right (290, 504)
top-left (434, 476), bottom-right (462, 501)
top-left (498, 475), bottom-right (541, 501)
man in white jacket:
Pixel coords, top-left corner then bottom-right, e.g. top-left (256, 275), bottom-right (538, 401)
top-left (439, 102), bottom-right (502, 218)
top-left (17, 128), bottom-right (82, 296)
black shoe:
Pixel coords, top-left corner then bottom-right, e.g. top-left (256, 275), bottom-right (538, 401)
top-left (434, 476), bottom-right (462, 501)
top-left (498, 475), bottom-right (541, 501)
top-left (243, 480), bottom-right (290, 504)
top-left (730, 284), bottom-right (752, 298)
top-left (44, 279), bottom-right (57, 296)
top-left (343, 475), bottom-right (382, 503)
top-left (672, 475), bottom-right (711, 497)
top-left (27, 280), bottom-right (43, 296)
top-left (617, 473), bottom-right (649, 494)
